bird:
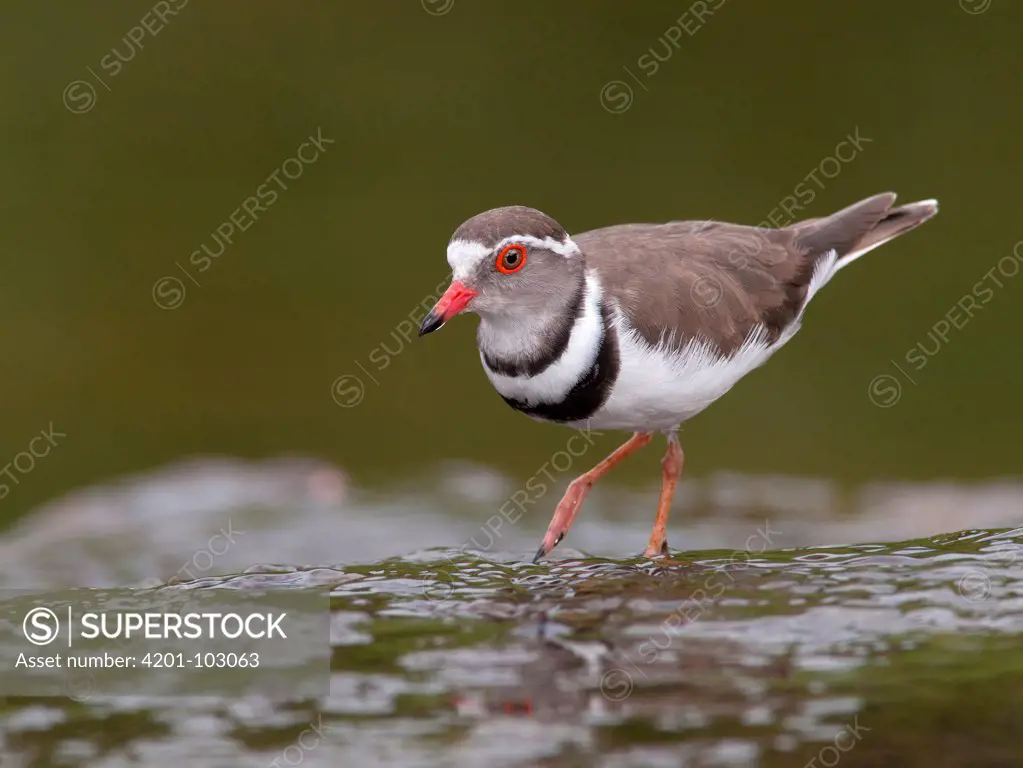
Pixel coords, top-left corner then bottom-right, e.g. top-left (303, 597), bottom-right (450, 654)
top-left (418, 193), bottom-right (938, 562)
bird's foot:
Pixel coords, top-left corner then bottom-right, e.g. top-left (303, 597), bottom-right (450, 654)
top-left (533, 479), bottom-right (589, 562)
top-left (642, 538), bottom-right (670, 559)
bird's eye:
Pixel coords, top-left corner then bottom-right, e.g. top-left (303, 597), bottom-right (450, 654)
top-left (496, 244), bottom-right (527, 274)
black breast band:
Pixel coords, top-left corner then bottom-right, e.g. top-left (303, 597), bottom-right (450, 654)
top-left (499, 303), bottom-right (619, 423)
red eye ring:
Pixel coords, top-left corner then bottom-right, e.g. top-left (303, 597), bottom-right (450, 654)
top-left (496, 244), bottom-right (527, 274)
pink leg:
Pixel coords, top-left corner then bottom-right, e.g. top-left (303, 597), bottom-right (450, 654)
top-left (643, 436), bottom-right (684, 558)
top-left (533, 432), bottom-right (653, 562)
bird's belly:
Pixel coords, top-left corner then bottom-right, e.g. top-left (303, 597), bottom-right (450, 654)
top-left (573, 324), bottom-right (789, 433)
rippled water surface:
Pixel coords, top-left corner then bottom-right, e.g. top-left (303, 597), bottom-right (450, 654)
top-left (1, 459), bottom-right (1022, 766)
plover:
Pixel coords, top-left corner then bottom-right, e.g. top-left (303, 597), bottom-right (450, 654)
top-left (418, 193), bottom-right (938, 561)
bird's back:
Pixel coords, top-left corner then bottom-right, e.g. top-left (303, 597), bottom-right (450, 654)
top-left (576, 218), bottom-right (808, 356)
top-left (574, 193), bottom-right (933, 357)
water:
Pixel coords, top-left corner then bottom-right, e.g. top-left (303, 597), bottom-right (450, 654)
top-left (1, 459), bottom-right (1022, 766)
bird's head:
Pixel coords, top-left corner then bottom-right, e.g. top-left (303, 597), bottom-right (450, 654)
top-left (419, 206), bottom-right (585, 336)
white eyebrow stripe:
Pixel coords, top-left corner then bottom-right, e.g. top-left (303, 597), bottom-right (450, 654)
top-left (446, 234), bottom-right (580, 280)
top-left (494, 234), bottom-right (581, 258)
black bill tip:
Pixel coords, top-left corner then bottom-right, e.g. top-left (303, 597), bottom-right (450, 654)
top-left (418, 310), bottom-right (444, 337)
top-left (532, 545), bottom-right (547, 564)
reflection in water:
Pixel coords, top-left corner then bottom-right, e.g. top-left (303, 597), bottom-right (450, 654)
top-left (0, 459), bottom-right (1021, 765)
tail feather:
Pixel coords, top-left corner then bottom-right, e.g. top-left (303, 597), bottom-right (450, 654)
top-left (845, 198), bottom-right (939, 264)
top-left (792, 193), bottom-right (939, 270)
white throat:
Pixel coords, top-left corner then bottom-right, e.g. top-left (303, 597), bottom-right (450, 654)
top-left (479, 270), bottom-right (605, 405)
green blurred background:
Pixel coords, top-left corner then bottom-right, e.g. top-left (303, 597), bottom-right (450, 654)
top-left (1, 0), bottom-right (1020, 525)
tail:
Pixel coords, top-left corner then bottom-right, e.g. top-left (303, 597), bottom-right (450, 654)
top-left (793, 192), bottom-right (939, 271)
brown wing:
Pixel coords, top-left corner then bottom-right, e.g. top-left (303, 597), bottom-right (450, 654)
top-left (577, 193), bottom-right (934, 356)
